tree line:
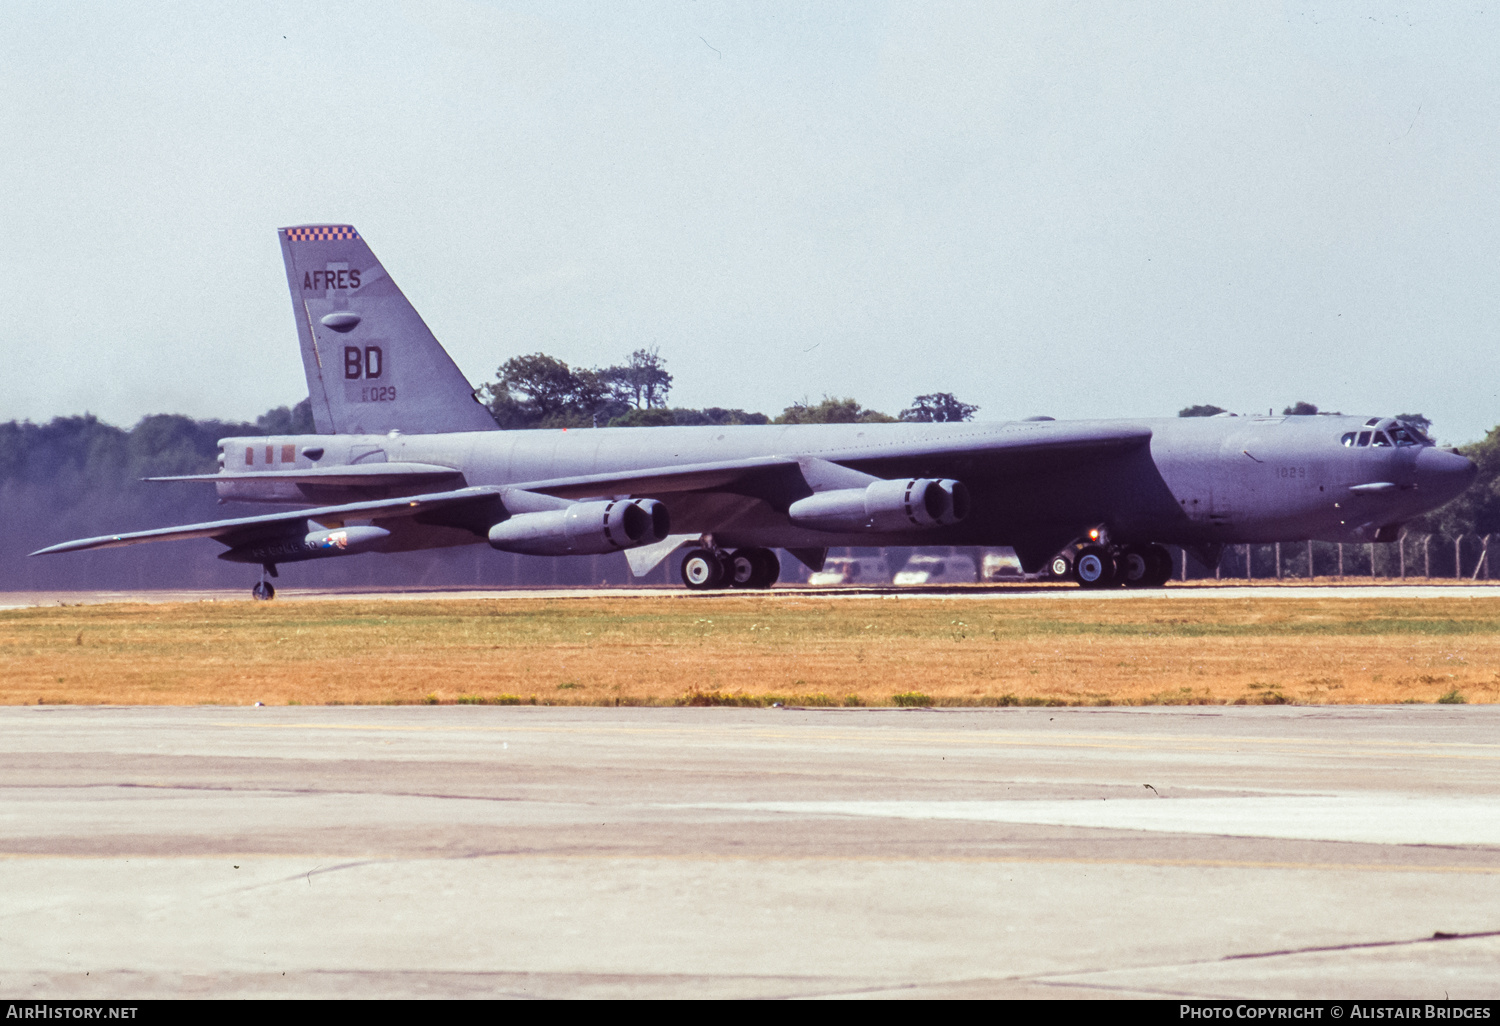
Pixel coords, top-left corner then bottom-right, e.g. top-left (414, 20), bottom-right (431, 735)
top-left (479, 348), bottom-right (979, 428)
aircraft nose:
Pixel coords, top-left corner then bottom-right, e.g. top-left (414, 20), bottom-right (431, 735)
top-left (1415, 446), bottom-right (1477, 505)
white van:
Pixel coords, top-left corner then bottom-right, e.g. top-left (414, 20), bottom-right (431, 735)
top-left (806, 556), bottom-right (889, 587)
top-left (892, 554), bottom-right (978, 586)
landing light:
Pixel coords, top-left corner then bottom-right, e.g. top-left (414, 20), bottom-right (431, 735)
top-left (1089, 529), bottom-right (1099, 540)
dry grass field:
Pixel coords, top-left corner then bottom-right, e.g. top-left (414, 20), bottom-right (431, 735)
top-left (3, 593), bottom-right (1499, 707)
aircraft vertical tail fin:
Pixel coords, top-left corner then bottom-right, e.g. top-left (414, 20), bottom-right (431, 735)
top-left (278, 225), bottom-right (498, 435)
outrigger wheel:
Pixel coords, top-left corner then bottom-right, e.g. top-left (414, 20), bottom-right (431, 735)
top-left (252, 563), bottom-right (277, 601)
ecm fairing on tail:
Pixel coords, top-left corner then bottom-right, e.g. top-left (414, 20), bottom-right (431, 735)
top-left (32, 225), bottom-right (1477, 598)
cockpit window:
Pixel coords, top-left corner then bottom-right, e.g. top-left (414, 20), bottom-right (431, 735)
top-left (1343, 419), bottom-right (1429, 448)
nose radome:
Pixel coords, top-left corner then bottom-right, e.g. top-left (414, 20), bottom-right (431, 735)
top-left (1415, 446), bottom-right (1477, 505)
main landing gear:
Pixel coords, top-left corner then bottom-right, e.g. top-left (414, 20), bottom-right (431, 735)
top-left (1058, 543), bottom-right (1173, 589)
top-left (251, 563), bottom-right (277, 601)
top-left (681, 547), bottom-right (781, 590)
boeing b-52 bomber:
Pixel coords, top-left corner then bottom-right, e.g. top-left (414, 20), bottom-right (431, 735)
top-left (34, 225), bottom-right (1477, 598)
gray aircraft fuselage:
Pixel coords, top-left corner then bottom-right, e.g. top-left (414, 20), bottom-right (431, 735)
top-left (214, 412), bottom-right (1476, 570)
top-left (36, 225), bottom-right (1477, 588)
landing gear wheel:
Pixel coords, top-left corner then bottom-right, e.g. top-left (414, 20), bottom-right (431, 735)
top-left (742, 548), bottom-right (779, 589)
top-left (681, 548), bottom-right (726, 590)
top-left (251, 581), bottom-right (276, 601)
top-left (1072, 545), bottom-right (1116, 589)
top-left (1118, 545), bottom-right (1153, 588)
top-left (728, 550), bottom-right (759, 588)
top-left (1145, 544), bottom-right (1175, 587)
top-left (1048, 554), bottom-right (1073, 580)
top-left (727, 548), bottom-right (780, 589)
top-left (752, 548), bottom-right (781, 589)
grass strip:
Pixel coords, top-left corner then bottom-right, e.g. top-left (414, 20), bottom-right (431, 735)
top-left (2, 595), bottom-right (1498, 707)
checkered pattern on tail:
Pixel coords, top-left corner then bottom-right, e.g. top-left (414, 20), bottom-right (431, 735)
top-left (284, 225), bottom-right (361, 242)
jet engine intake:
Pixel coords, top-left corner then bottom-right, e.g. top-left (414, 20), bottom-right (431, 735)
top-left (787, 478), bottom-right (969, 533)
top-left (219, 525), bottom-right (391, 564)
top-left (487, 498), bottom-right (670, 556)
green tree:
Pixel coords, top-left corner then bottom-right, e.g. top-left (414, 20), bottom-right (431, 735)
top-left (1179, 404), bottom-right (1226, 418)
top-left (899, 392), bottom-right (978, 423)
top-left (479, 354), bottom-right (611, 429)
top-left (607, 408), bottom-right (676, 428)
top-left (1283, 401), bottom-right (1319, 416)
top-left (598, 348), bottom-right (673, 410)
top-left (254, 398), bottom-right (316, 434)
top-left (0, 401), bottom-right (313, 589)
top-left (608, 406), bottom-right (770, 428)
top-left (670, 407), bottom-right (768, 426)
top-left (774, 397), bottom-right (896, 425)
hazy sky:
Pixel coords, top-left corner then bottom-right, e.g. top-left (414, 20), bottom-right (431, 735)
top-left (4, 1), bottom-right (1498, 442)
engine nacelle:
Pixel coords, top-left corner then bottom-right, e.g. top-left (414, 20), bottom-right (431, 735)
top-left (936, 478), bottom-right (971, 523)
top-left (487, 498), bottom-right (670, 555)
top-left (787, 478), bottom-right (970, 533)
top-left (219, 525), bottom-right (391, 564)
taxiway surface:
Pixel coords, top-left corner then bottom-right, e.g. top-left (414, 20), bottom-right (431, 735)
top-left (2, 705), bottom-right (1498, 998)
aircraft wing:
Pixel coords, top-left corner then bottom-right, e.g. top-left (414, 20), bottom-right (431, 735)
top-left (824, 420), bottom-right (1152, 481)
top-left (145, 462), bottom-right (464, 486)
top-left (35, 423), bottom-right (1152, 556)
top-left (513, 456), bottom-right (799, 500)
top-left (511, 423), bottom-right (1152, 505)
top-left (30, 486), bottom-right (504, 556)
